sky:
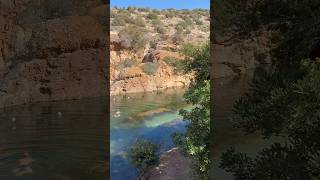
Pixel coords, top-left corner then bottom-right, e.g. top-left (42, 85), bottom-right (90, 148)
top-left (110, 0), bottom-right (210, 10)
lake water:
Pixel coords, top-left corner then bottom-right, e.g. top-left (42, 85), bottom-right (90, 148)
top-left (0, 98), bottom-right (108, 180)
top-left (211, 69), bottom-right (283, 179)
top-left (110, 88), bottom-right (189, 180)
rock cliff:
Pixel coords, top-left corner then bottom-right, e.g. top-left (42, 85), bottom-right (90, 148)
top-left (0, 0), bottom-right (108, 108)
top-left (110, 7), bottom-right (209, 95)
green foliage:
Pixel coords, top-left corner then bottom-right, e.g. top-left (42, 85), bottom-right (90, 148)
top-left (112, 11), bottom-right (131, 26)
top-left (142, 62), bottom-right (159, 75)
top-left (117, 58), bottom-right (137, 70)
top-left (220, 60), bottom-right (320, 179)
top-left (164, 10), bottom-right (175, 18)
top-left (220, 143), bottom-right (315, 180)
top-left (163, 56), bottom-right (185, 73)
top-left (173, 43), bottom-right (210, 179)
top-left (119, 25), bottom-right (149, 51)
top-left (146, 12), bottom-right (158, 20)
top-left (132, 16), bottom-right (146, 27)
top-left (127, 139), bottom-right (159, 174)
top-left (195, 19), bottom-right (203, 25)
top-left (214, 0), bottom-right (320, 65)
top-left (156, 25), bottom-right (166, 34)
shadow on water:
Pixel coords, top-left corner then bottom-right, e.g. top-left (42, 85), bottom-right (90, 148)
top-left (211, 67), bottom-right (282, 179)
top-left (0, 98), bottom-right (108, 180)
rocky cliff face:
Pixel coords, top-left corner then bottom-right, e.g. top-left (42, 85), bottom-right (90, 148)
top-left (212, 33), bottom-right (271, 79)
top-left (110, 8), bottom-right (209, 95)
top-left (0, 0), bottom-right (108, 108)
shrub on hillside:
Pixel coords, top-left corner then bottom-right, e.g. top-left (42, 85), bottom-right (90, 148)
top-left (147, 12), bottom-right (158, 20)
top-left (195, 19), bottom-right (203, 25)
top-left (127, 139), bottom-right (159, 175)
top-left (117, 58), bottom-right (137, 70)
top-left (132, 16), bottom-right (146, 27)
top-left (156, 24), bottom-right (166, 34)
top-left (163, 56), bottom-right (185, 73)
top-left (172, 32), bottom-right (184, 44)
top-left (142, 62), bottom-right (159, 75)
top-left (119, 25), bottom-right (149, 51)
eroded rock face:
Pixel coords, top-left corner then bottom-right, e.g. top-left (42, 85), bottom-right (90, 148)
top-left (0, 0), bottom-right (108, 108)
top-left (110, 49), bottom-right (192, 96)
top-left (212, 33), bottom-right (271, 79)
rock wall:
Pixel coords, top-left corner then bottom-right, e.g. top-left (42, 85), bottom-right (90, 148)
top-left (0, 0), bottom-right (108, 108)
top-left (212, 33), bottom-right (271, 79)
top-left (110, 49), bottom-right (192, 96)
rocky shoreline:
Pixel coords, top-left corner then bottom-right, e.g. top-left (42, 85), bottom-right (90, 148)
top-left (143, 147), bottom-right (192, 180)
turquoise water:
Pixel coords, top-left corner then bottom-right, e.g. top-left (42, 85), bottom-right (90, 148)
top-left (0, 98), bottom-right (108, 180)
top-left (110, 88), bottom-right (189, 180)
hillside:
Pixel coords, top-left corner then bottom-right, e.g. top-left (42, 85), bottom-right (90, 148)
top-left (110, 7), bottom-right (209, 95)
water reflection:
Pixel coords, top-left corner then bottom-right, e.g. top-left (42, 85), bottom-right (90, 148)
top-left (212, 69), bottom-right (282, 179)
top-left (0, 98), bottom-right (108, 180)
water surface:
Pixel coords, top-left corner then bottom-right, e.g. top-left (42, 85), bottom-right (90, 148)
top-left (212, 70), bottom-right (283, 179)
top-left (110, 88), bottom-right (189, 180)
top-left (0, 98), bottom-right (108, 180)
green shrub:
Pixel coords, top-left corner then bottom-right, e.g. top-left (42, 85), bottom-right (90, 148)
top-left (142, 62), bottom-right (159, 75)
top-left (175, 24), bottom-right (184, 34)
top-left (147, 12), bottom-right (158, 20)
top-left (112, 16), bottom-right (126, 26)
top-left (172, 32), bottom-right (184, 44)
top-left (185, 28), bottom-right (191, 34)
top-left (119, 25), bottom-right (149, 51)
top-left (164, 10), bottom-right (175, 18)
top-left (117, 58), bottom-right (137, 70)
top-left (156, 25), bottom-right (166, 34)
top-left (127, 139), bottom-right (159, 174)
top-left (132, 16), bottom-right (146, 27)
top-left (163, 56), bottom-right (186, 73)
top-left (195, 19), bottom-right (203, 25)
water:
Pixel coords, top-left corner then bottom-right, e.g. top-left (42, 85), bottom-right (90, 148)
top-left (0, 98), bottom-right (108, 180)
top-left (211, 69), bottom-right (283, 179)
top-left (110, 88), bottom-right (189, 180)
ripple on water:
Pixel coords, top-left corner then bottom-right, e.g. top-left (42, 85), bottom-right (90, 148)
top-left (0, 97), bottom-right (108, 180)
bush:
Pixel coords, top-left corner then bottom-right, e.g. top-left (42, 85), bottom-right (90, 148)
top-left (132, 16), bottom-right (146, 27)
top-left (156, 25), bottom-right (166, 34)
top-left (112, 11), bottom-right (132, 26)
top-left (172, 32), bottom-right (184, 44)
top-left (127, 139), bottom-right (159, 175)
top-left (112, 16), bottom-right (126, 26)
top-left (195, 19), bottom-right (203, 25)
top-left (142, 62), bottom-right (159, 75)
top-left (164, 10), bottom-right (175, 18)
top-left (117, 58), bottom-right (137, 70)
top-left (146, 12), bottom-right (158, 20)
top-left (185, 28), bottom-right (191, 34)
top-left (119, 25), bottom-right (149, 51)
top-left (163, 56), bottom-right (186, 73)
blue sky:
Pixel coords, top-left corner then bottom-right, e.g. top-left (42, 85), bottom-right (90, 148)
top-left (110, 0), bottom-right (210, 10)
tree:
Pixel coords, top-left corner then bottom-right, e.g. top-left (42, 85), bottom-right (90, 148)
top-left (127, 139), bottom-right (160, 178)
top-left (214, 0), bottom-right (320, 179)
top-left (173, 43), bottom-right (210, 179)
